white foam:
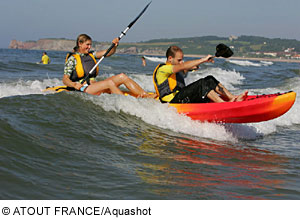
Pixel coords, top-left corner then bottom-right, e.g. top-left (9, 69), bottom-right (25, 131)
top-left (227, 59), bottom-right (273, 67)
top-left (0, 78), bottom-right (62, 98)
top-left (84, 93), bottom-right (238, 141)
top-left (144, 56), bottom-right (166, 63)
top-left (185, 67), bottom-right (245, 91)
top-left (260, 61), bottom-right (274, 66)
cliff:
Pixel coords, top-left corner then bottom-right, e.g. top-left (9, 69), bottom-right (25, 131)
top-left (8, 38), bottom-right (165, 55)
top-left (9, 39), bottom-right (76, 51)
top-left (9, 38), bottom-right (120, 52)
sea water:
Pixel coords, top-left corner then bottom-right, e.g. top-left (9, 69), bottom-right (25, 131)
top-left (0, 48), bottom-right (300, 199)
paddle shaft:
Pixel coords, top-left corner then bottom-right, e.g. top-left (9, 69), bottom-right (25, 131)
top-left (86, 28), bottom-right (129, 78)
top-left (81, 2), bottom-right (151, 84)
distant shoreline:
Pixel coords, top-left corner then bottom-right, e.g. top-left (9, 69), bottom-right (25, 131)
top-left (139, 52), bottom-right (300, 63)
top-left (5, 46), bottom-right (300, 64)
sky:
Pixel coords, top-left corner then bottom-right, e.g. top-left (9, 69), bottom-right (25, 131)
top-left (0, 0), bottom-right (300, 48)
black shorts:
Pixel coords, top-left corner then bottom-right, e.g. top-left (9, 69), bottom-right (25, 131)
top-left (170, 75), bottom-right (220, 103)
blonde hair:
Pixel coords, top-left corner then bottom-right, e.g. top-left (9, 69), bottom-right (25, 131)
top-left (73, 34), bottom-right (92, 52)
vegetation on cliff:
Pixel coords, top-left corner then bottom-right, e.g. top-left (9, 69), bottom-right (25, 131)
top-left (118, 35), bottom-right (300, 58)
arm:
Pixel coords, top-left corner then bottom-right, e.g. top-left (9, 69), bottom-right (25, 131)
top-left (172, 55), bottom-right (214, 74)
top-left (62, 56), bottom-right (83, 90)
top-left (95, 38), bottom-right (119, 59)
top-left (184, 65), bottom-right (199, 74)
top-left (62, 74), bottom-right (83, 90)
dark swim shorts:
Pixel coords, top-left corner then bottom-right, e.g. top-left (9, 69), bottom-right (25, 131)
top-left (170, 75), bottom-right (220, 103)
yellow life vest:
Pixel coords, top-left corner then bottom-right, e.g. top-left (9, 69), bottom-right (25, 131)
top-left (66, 52), bottom-right (99, 82)
top-left (153, 63), bottom-right (185, 102)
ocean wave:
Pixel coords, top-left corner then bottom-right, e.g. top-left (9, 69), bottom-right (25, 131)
top-left (186, 67), bottom-right (245, 91)
top-left (74, 92), bottom-right (277, 142)
top-left (144, 56), bottom-right (166, 63)
top-left (0, 78), bottom-right (61, 98)
top-left (227, 59), bottom-right (273, 67)
top-left (1, 71), bottom-right (297, 142)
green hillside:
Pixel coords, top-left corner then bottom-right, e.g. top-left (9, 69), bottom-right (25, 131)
top-left (117, 35), bottom-right (300, 58)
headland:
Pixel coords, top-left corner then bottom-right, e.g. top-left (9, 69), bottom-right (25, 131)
top-left (8, 35), bottom-right (300, 63)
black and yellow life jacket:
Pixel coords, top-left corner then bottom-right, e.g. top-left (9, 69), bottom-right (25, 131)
top-left (65, 52), bottom-right (99, 83)
top-left (153, 63), bottom-right (185, 102)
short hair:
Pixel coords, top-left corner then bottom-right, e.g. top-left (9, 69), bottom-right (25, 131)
top-left (166, 46), bottom-right (182, 58)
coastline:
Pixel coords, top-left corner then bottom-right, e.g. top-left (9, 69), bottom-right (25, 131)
top-left (8, 35), bottom-right (300, 64)
top-left (214, 56), bottom-right (300, 63)
top-left (138, 52), bottom-right (300, 63)
top-left (4, 46), bottom-right (300, 64)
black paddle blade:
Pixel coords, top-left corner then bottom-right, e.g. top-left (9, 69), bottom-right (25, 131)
top-left (215, 44), bottom-right (233, 58)
top-left (128, 1), bottom-right (152, 28)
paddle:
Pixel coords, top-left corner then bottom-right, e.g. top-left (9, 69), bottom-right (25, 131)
top-left (214, 43), bottom-right (234, 58)
top-left (81, 1), bottom-right (152, 85)
top-left (186, 44), bottom-right (233, 71)
top-left (205, 44), bottom-right (233, 64)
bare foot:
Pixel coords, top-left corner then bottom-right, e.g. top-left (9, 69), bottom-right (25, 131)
top-left (138, 92), bottom-right (158, 99)
top-left (230, 91), bottom-right (248, 102)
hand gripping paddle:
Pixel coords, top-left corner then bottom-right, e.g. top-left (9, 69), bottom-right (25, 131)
top-left (81, 1), bottom-right (152, 84)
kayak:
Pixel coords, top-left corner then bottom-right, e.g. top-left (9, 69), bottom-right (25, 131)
top-left (44, 86), bottom-right (296, 123)
top-left (170, 91), bottom-right (296, 123)
top-left (44, 86), bottom-right (76, 93)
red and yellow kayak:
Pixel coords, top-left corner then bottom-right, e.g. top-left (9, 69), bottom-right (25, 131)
top-left (170, 91), bottom-right (296, 123)
top-left (44, 86), bottom-right (296, 123)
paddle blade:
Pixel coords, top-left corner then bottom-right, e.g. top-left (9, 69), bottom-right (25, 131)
top-left (128, 1), bottom-right (152, 28)
top-left (215, 44), bottom-right (233, 58)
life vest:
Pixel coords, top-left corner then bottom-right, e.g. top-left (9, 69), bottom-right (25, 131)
top-left (153, 63), bottom-right (186, 102)
top-left (65, 52), bottom-right (99, 83)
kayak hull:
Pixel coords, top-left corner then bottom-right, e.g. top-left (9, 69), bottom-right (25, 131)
top-left (169, 92), bottom-right (296, 123)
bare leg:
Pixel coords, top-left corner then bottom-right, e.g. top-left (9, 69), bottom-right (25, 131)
top-left (215, 83), bottom-right (235, 101)
top-left (215, 83), bottom-right (248, 102)
top-left (233, 91), bottom-right (248, 102)
top-left (85, 79), bottom-right (124, 96)
top-left (107, 73), bottom-right (157, 98)
top-left (207, 90), bottom-right (226, 103)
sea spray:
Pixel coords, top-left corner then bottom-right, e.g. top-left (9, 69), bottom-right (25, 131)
top-left (227, 59), bottom-right (274, 67)
top-left (186, 67), bottom-right (245, 91)
top-left (83, 93), bottom-right (236, 142)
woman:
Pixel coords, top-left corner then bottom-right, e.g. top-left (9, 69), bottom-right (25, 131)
top-left (63, 34), bottom-right (156, 98)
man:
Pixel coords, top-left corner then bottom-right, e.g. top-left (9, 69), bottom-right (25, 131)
top-left (40, 52), bottom-right (50, 64)
top-left (141, 56), bottom-right (147, 66)
top-left (153, 45), bottom-right (247, 103)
